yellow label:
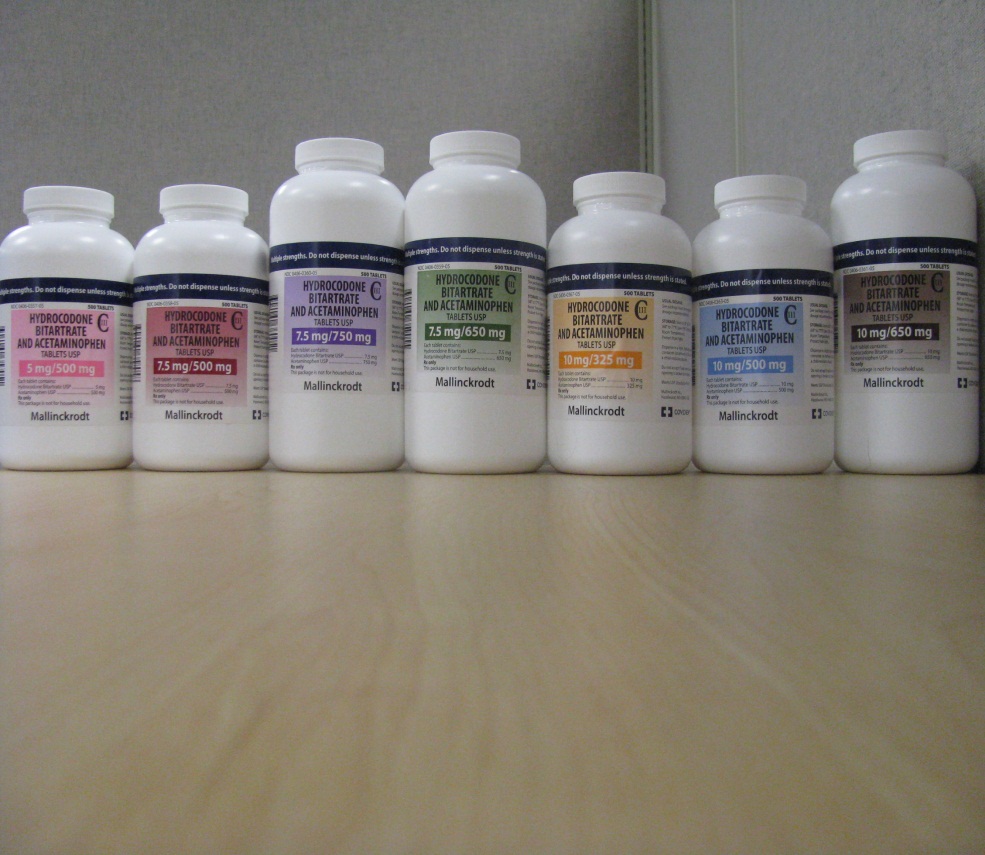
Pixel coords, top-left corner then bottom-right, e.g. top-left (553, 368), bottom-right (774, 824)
top-left (552, 295), bottom-right (653, 402)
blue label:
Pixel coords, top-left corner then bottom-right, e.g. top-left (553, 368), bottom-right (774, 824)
top-left (405, 237), bottom-right (546, 269)
top-left (133, 273), bottom-right (268, 304)
top-left (697, 296), bottom-right (807, 409)
top-left (707, 355), bottom-right (795, 376)
top-left (269, 242), bottom-right (403, 275)
top-left (699, 302), bottom-right (804, 352)
top-left (547, 262), bottom-right (691, 295)
top-left (0, 277), bottom-right (132, 306)
top-left (692, 269), bottom-right (832, 301)
top-left (833, 237), bottom-right (978, 270)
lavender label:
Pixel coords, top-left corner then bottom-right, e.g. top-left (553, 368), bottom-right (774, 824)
top-left (270, 242), bottom-right (404, 395)
top-left (287, 275), bottom-right (383, 350)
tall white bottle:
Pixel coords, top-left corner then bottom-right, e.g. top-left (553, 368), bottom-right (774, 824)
top-left (0, 186), bottom-right (134, 469)
top-left (831, 130), bottom-right (979, 473)
top-left (693, 175), bottom-right (834, 474)
top-left (132, 184), bottom-right (269, 470)
top-left (404, 130), bottom-right (547, 473)
top-left (547, 171), bottom-right (692, 474)
top-left (268, 138), bottom-right (405, 471)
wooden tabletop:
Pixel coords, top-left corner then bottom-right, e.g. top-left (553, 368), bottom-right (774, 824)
top-left (1, 468), bottom-right (983, 853)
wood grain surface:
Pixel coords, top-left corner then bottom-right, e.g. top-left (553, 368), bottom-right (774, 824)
top-left (1, 469), bottom-right (983, 853)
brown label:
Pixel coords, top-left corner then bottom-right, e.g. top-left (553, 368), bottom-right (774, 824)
top-left (841, 267), bottom-right (949, 375)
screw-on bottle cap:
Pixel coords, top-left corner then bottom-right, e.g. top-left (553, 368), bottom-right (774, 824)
top-left (295, 138), bottom-right (384, 173)
top-left (573, 171), bottom-right (666, 206)
top-left (714, 174), bottom-right (807, 209)
top-left (853, 130), bottom-right (946, 166)
top-left (23, 185), bottom-right (115, 219)
top-left (430, 131), bottom-right (521, 167)
top-left (160, 184), bottom-right (248, 217)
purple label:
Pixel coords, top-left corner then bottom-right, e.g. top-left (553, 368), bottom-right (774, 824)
top-left (283, 273), bottom-right (388, 378)
top-left (291, 327), bottom-right (377, 346)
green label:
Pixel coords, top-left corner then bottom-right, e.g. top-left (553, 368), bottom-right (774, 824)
top-left (417, 266), bottom-right (521, 373)
top-left (424, 323), bottom-right (512, 342)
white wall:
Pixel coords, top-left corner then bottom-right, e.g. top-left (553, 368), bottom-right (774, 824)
top-left (0, 1), bottom-right (642, 242)
top-left (655, 0), bottom-right (985, 466)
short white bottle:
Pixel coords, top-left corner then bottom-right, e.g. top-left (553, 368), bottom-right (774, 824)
top-left (404, 130), bottom-right (547, 473)
top-left (547, 171), bottom-right (692, 474)
top-left (831, 130), bottom-right (979, 473)
top-left (0, 186), bottom-right (134, 469)
top-left (268, 138), bottom-right (405, 471)
top-left (692, 174), bottom-right (834, 474)
top-left (132, 184), bottom-right (269, 470)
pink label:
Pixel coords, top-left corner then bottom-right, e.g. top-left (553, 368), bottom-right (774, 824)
top-left (19, 359), bottom-right (105, 378)
top-left (11, 308), bottom-right (115, 404)
top-left (145, 305), bottom-right (247, 406)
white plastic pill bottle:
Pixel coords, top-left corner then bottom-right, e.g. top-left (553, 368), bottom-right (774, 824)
top-left (692, 175), bottom-right (834, 474)
top-left (831, 130), bottom-right (979, 473)
top-left (547, 171), bottom-right (692, 474)
top-left (404, 130), bottom-right (547, 473)
top-left (268, 138), bottom-right (405, 471)
top-left (132, 184), bottom-right (269, 470)
top-left (0, 186), bottom-right (134, 469)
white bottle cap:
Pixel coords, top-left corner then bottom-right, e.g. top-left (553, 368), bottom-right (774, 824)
top-left (714, 174), bottom-right (807, 209)
top-left (295, 138), bottom-right (384, 173)
top-left (430, 131), bottom-right (521, 168)
top-left (23, 185), bottom-right (114, 219)
top-left (573, 171), bottom-right (666, 206)
top-left (853, 130), bottom-right (946, 166)
top-left (160, 184), bottom-right (248, 217)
